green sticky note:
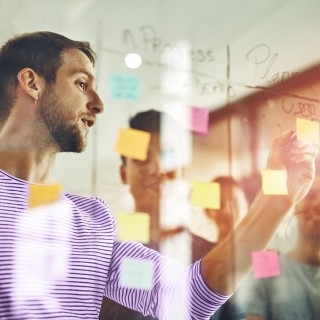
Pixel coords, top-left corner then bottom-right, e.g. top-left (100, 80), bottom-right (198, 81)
top-left (296, 117), bottom-right (319, 144)
top-left (109, 74), bottom-right (140, 101)
top-left (261, 170), bottom-right (288, 195)
top-left (115, 128), bottom-right (151, 161)
top-left (120, 258), bottom-right (154, 290)
top-left (116, 212), bottom-right (150, 244)
top-left (191, 181), bottom-right (220, 209)
top-left (28, 183), bottom-right (61, 207)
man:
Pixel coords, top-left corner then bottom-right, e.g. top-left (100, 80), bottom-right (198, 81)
top-left (189, 176), bottom-right (249, 320)
top-left (0, 31), bottom-right (317, 319)
top-left (118, 109), bottom-right (188, 252)
top-left (240, 173), bottom-right (320, 320)
top-left (191, 176), bottom-right (248, 262)
top-left (100, 110), bottom-right (189, 319)
top-left (189, 176), bottom-right (248, 320)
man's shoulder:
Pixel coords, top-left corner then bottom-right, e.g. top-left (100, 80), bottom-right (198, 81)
top-left (64, 193), bottom-right (107, 206)
top-left (64, 193), bottom-right (116, 232)
top-left (64, 193), bottom-right (111, 216)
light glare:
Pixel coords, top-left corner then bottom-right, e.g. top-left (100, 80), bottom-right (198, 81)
top-left (125, 53), bottom-right (142, 69)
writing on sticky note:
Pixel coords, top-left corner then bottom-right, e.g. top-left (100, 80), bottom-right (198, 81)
top-left (191, 182), bottom-right (220, 209)
top-left (28, 183), bottom-right (61, 208)
top-left (251, 250), bottom-right (280, 279)
top-left (116, 212), bottom-right (150, 244)
top-left (120, 258), bottom-right (154, 290)
top-left (190, 106), bottom-right (209, 134)
top-left (109, 74), bottom-right (140, 101)
top-left (296, 117), bottom-right (319, 144)
top-left (115, 128), bottom-right (151, 161)
top-left (261, 170), bottom-right (288, 195)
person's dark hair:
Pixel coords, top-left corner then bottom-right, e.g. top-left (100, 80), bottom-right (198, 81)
top-left (0, 31), bottom-right (96, 123)
top-left (129, 109), bottom-right (161, 133)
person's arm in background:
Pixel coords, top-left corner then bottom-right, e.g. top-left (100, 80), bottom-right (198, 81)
top-left (201, 129), bottom-right (318, 295)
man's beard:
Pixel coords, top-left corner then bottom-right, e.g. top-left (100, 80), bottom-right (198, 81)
top-left (38, 87), bottom-right (86, 153)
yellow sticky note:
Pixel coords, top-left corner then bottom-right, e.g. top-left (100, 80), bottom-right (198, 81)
top-left (115, 128), bottom-right (151, 161)
top-left (116, 212), bottom-right (150, 244)
top-left (191, 182), bottom-right (220, 209)
top-left (28, 183), bottom-right (61, 207)
top-left (296, 117), bottom-right (319, 144)
top-left (261, 170), bottom-right (288, 195)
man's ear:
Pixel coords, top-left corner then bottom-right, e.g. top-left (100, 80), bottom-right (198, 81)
top-left (120, 163), bottom-right (128, 184)
top-left (17, 68), bottom-right (44, 101)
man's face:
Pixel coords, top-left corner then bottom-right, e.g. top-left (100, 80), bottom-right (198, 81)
top-left (120, 132), bottom-right (177, 209)
top-left (38, 48), bottom-right (103, 152)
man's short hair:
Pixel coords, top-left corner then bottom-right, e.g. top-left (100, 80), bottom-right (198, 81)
top-left (129, 109), bottom-right (161, 133)
top-left (0, 31), bottom-right (95, 123)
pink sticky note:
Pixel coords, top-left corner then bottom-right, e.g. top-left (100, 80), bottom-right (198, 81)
top-left (191, 107), bottom-right (209, 134)
top-left (251, 250), bottom-right (280, 279)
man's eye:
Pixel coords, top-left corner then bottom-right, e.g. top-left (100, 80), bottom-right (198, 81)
top-left (78, 82), bottom-right (87, 90)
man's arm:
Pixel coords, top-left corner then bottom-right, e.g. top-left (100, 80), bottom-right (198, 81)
top-left (201, 129), bottom-right (318, 295)
top-left (104, 240), bottom-right (229, 319)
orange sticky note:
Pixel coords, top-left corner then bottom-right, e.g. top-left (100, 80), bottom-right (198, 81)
top-left (115, 128), bottom-right (151, 161)
top-left (261, 170), bottom-right (288, 195)
top-left (120, 258), bottom-right (154, 289)
top-left (116, 212), bottom-right (150, 244)
top-left (296, 117), bottom-right (319, 144)
top-left (28, 183), bottom-right (61, 207)
top-left (191, 182), bottom-right (220, 209)
top-left (251, 250), bottom-right (280, 279)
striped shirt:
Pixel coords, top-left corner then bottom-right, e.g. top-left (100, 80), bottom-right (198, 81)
top-left (0, 170), bottom-right (229, 319)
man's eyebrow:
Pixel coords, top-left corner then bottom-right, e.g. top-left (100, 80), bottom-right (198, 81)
top-left (70, 68), bottom-right (95, 80)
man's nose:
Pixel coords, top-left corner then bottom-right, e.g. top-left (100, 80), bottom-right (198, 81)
top-left (87, 91), bottom-right (104, 114)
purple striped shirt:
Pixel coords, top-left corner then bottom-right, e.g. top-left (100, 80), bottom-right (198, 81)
top-left (0, 170), bottom-right (229, 319)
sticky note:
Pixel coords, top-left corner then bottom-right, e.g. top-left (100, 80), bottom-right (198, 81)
top-left (296, 117), bottom-right (319, 144)
top-left (190, 107), bottom-right (209, 134)
top-left (28, 183), bottom-right (61, 207)
top-left (116, 212), bottom-right (150, 244)
top-left (261, 170), bottom-right (288, 195)
top-left (191, 182), bottom-right (220, 209)
top-left (251, 250), bottom-right (280, 279)
top-left (109, 74), bottom-right (140, 101)
top-left (115, 128), bottom-right (151, 161)
top-left (120, 258), bottom-right (154, 290)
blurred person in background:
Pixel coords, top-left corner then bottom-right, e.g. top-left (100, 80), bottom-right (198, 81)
top-left (190, 176), bottom-right (248, 262)
top-left (239, 172), bottom-right (320, 320)
top-left (189, 176), bottom-right (249, 320)
top-left (100, 109), bottom-right (191, 320)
